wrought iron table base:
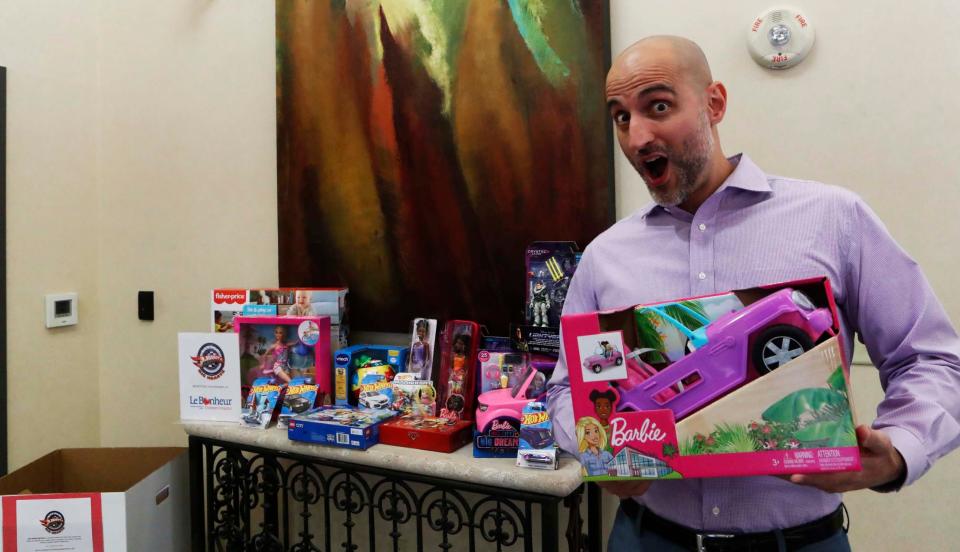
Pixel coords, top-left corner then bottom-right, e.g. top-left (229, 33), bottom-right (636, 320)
top-left (189, 436), bottom-right (602, 551)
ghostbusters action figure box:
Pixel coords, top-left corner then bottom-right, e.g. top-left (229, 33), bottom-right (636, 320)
top-left (562, 277), bottom-right (861, 480)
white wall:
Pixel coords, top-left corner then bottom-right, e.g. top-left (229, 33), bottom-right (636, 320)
top-left (0, 2), bottom-right (103, 469)
top-left (1, 1), bottom-right (958, 548)
top-left (607, 0), bottom-right (960, 548)
top-left (95, 0), bottom-right (278, 448)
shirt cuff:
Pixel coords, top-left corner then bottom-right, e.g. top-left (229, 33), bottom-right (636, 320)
top-left (874, 425), bottom-right (929, 490)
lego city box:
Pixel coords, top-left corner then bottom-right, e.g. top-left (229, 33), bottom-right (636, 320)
top-left (287, 406), bottom-right (398, 450)
top-left (0, 448), bottom-right (188, 551)
top-left (562, 277), bottom-right (861, 480)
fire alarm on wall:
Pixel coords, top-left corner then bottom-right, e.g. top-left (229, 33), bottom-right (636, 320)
top-left (747, 7), bottom-right (815, 69)
top-left (45, 292), bottom-right (78, 328)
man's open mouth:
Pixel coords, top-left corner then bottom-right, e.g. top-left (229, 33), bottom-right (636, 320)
top-left (641, 154), bottom-right (669, 184)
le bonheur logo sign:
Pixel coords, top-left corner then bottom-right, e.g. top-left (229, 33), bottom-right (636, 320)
top-left (191, 343), bottom-right (226, 380)
top-left (40, 510), bottom-right (65, 534)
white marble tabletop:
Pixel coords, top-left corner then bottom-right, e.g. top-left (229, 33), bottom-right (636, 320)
top-left (184, 422), bottom-right (584, 498)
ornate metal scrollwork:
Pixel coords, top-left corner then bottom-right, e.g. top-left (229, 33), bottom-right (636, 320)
top-left (198, 439), bottom-right (580, 551)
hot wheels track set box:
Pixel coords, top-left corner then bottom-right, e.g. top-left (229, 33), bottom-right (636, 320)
top-left (288, 406), bottom-right (397, 450)
top-left (562, 277), bottom-right (861, 480)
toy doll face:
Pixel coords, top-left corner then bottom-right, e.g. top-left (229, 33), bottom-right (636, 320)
top-left (416, 323), bottom-right (427, 341)
top-left (274, 326), bottom-right (286, 341)
top-left (593, 398), bottom-right (612, 423)
top-left (584, 423), bottom-right (602, 447)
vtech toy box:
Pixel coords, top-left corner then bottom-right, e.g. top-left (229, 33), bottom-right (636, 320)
top-left (562, 277), bottom-right (861, 480)
top-left (288, 406), bottom-right (397, 450)
top-left (333, 345), bottom-right (408, 406)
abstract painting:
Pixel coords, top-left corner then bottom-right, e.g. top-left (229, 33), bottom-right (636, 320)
top-left (277, 1), bottom-right (612, 333)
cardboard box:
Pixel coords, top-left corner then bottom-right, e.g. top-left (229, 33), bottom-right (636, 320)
top-left (288, 406), bottom-right (397, 450)
top-left (562, 278), bottom-right (861, 480)
top-left (212, 287), bottom-right (348, 331)
top-left (0, 448), bottom-right (188, 552)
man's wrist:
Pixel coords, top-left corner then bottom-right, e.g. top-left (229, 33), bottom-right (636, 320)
top-left (870, 450), bottom-right (907, 493)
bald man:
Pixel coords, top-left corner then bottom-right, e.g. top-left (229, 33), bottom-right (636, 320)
top-left (546, 36), bottom-right (960, 551)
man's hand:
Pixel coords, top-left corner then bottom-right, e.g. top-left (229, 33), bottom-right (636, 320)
top-left (788, 425), bottom-right (906, 493)
top-left (597, 480), bottom-right (652, 499)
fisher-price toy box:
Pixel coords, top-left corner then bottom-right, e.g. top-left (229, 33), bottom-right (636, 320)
top-left (562, 277), bottom-right (861, 480)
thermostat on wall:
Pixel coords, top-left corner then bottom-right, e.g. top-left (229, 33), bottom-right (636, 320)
top-left (45, 292), bottom-right (78, 328)
top-left (747, 7), bottom-right (815, 69)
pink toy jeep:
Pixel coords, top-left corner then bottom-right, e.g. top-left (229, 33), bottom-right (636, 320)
top-left (475, 365), bottom-right (546, 432)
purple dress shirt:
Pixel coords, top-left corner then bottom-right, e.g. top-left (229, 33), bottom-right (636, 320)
top-left (546, 154), bottom-right (960, 532)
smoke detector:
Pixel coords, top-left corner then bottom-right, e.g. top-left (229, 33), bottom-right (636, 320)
top-left (747, 7), bottom-right (815, 69)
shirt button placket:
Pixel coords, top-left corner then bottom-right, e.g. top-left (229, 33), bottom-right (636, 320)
top-left (690, 215), bottom-right (715, 292)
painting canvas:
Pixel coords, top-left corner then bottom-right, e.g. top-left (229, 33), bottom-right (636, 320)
top-left (277, 1), bottom-right (612, 332)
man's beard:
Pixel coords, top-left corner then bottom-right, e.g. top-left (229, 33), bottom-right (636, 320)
top-left (647, 112), bottom-right (713, 207)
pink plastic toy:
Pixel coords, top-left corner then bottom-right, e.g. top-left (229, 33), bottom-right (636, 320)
top-left (475, 364), bottom-right (546, 432)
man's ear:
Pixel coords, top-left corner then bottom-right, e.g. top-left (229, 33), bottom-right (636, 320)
top-left (705, 81), bottom-right (728, 125)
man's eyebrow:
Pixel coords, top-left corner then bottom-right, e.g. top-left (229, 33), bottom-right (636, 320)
top-left (637, 83), bottom-right (676, 97)
top-left (606, 83), bottom-right (676, 110)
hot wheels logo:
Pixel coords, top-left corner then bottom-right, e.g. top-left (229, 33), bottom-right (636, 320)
top-left (192, 343), bottom-right (226, 380)
top-left (213, 289), bottom-right (247, 304)
top-left (40, 511), bottom-right (65, 534)
top-left (522, 411), bottom-right (549, 426)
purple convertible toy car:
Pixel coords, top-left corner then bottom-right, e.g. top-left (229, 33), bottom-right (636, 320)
top-left (618, 288), bottom-right (833, 421)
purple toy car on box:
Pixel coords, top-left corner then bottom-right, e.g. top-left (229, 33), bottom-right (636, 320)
top-left (618, 288), bottom-right (833, 421)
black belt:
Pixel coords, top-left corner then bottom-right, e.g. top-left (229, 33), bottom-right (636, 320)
top-left (621, 499), bottom-right (845, 551)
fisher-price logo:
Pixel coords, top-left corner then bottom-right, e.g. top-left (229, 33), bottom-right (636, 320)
top-left (214, 289), bottom-right (247, 304)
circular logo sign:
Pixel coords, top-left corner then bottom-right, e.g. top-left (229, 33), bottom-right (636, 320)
top-left (42, 511), bottom-right (65, 534)
top-left (477, 350), bottom-right (491, 362)
top-left (192, 343), bottom-right (226, 380)
top-left (335, 353), bottom-right (350, 365)
top-left (298, 320), bottom-right (320, 346)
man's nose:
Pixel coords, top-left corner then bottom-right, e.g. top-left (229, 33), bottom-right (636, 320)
top-left (628, 118), bottom-right (655, 153)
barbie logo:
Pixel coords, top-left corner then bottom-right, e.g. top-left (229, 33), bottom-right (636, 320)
top-left (491, 420), bottom-right (516, 432)
top-left (214, 290), bottom-right (247, 304)
top-left (610, 417), bottom-right (666, 447)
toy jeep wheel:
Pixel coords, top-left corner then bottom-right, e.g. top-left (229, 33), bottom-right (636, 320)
top-left (753, 325), bottom-right (813, 374)
top-left (615, 357), bottom-right (623, 366)
top-left (592, 364), bottom-right (602, 373)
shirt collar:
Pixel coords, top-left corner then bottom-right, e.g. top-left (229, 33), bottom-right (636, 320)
top-left (637, 153), bottom-right (771, 219)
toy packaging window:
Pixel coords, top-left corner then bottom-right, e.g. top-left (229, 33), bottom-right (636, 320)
top-left (234, 315), bottom-right (332, 399)
top-left (562, 277), bottom-right (861, 480)
top-left (406, 318), bottom-right (438, 380)
top-left (436, 321), bottom-right (479, 422)
top-left (333, 345), bottom-right (409, 407)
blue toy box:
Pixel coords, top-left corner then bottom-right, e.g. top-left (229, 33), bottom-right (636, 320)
top-left (287, 406), bottom-right (398, 450)
top-left (333, 345), bottom-right (409, 406)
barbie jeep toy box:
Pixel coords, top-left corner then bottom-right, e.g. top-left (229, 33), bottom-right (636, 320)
top-left (562, 278), bottom-right (861, 480)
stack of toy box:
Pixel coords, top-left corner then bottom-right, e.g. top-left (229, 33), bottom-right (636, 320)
top-left (211, 287), bottom-right (348, 353)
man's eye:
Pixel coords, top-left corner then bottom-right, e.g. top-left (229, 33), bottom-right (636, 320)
top-left (652, 102), bottom-right (669, 114)
top-left (612, 111), bottom-right (629, 125)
